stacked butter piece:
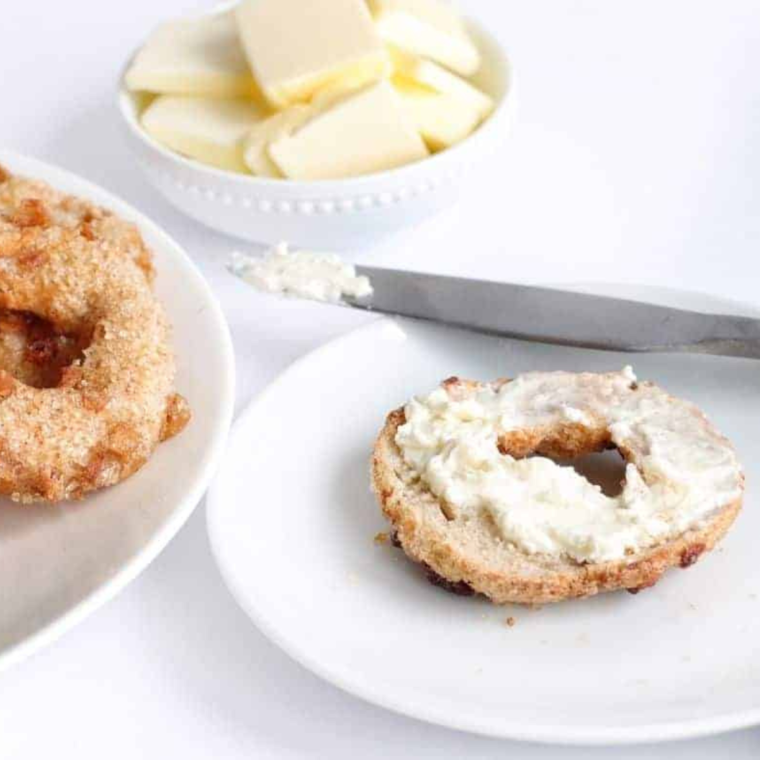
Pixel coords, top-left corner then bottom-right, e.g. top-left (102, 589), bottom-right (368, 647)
top-left (126, 0), bottom-right (494, 180)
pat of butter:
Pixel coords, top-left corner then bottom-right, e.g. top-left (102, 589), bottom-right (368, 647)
top-left (268, 80), bottom-right (428, 180)
top-left (141, 95), bottom-right (268, 172)
top-left (125, 12), bottom-right (255, 98)
top-left (369, 0), bottom-right (481, 76)
top-left (391, 47), bottom-right (493, 120)
top-left (243, 106), bottom-right (312, 177)
top-left (393, 77), bottom-right (481, 150)
top-left (235, 0), bottom-right (390, 108)
top-left (311, 72), bottom-right (378, 110)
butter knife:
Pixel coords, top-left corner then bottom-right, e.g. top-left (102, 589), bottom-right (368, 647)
top-left (349, 267), bottom-right (760, 359)
top-left (230, 254), bottom-right (760, 359)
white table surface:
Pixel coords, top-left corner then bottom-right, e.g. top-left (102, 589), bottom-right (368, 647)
top-left (2, 0), bottom-right (759, 756)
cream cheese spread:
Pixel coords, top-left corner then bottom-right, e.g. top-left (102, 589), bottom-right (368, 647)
top-left (395, 369), bottom-right (743, 563)
top-left (229, 243), bottom-right (373, 303)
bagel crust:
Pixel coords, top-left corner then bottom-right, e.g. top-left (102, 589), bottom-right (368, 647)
top-left (0, 168), bottom-right (189, 503)
top-left (371, 374), bottom-right (744, 605)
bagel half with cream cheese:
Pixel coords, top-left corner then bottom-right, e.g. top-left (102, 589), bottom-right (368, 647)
top-left (371, 369), bottom-right (744, 605)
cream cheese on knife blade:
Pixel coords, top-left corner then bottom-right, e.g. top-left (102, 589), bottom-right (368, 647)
top-left (229, 243), bottom-right (373, 304)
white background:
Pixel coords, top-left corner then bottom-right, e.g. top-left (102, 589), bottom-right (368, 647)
top-left (2, 0), bottom-right (759, 756)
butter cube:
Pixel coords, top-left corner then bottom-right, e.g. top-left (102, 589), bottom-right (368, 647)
top-left (311, 72), bottom-right (379, 110)
top-left (393, 77), bottom-right (481, 150)
top-left (243, 106), bottom-right (312, 177)
top-left (391, 48), bottom-right (493, 120)
top-left (125, 12), bottom-right (255, 98)
top-left (235, 0), bottom-right (390, 108)
top-left (369, 0), bottom-right (481, 76)
top-left (269, 80), bottom-right (428, 180)
top-left (141, 96), bottom-right (268, 172)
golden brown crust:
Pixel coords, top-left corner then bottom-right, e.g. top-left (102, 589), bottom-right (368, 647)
top-left (372, 406), bottom-right (743, 605)
top-left (160, 393), bottom-right (192, 441)
top-left (0, 170), bottom-right (155, 282)
top-left (0, 168), bottom-right (189, 503)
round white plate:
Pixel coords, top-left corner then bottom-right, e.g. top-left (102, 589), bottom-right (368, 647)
top-left (208, 285), bottom-right (760, 746)
top-left (0, 150), bottom-right (235, 671)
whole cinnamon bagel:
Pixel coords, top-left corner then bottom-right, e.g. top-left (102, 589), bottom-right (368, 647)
top-left (0, 167), bottom-right (189, 502)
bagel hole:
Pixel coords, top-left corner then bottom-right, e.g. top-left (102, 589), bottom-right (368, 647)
top-left (555, 449), bottom-right (627, 497)
top-left (498, 430), bottom-right (627, 497)
top-left (0, 309), bottom-right (90, 389)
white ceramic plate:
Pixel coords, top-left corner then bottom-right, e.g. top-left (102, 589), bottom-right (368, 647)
top-left (208, 285), bottom-right (760, 746)
top-left (0, 150), bottom-right (235, 671)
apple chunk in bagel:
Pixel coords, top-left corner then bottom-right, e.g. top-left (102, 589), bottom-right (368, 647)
top-left (372, 369), bottom-right (743, 605)
top-left (0, 209), bottom-right (189, 503)
top-left (0, 169), bottom-right (155, 283)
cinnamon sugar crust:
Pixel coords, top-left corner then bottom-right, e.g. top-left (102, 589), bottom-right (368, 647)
top-left (0, 165), bottom-right (190, 502)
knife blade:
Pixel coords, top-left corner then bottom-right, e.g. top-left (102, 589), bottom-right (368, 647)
top-left (351, 267), bottom-right (760, 359)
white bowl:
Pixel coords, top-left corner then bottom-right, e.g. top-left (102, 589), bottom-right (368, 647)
top-left (118, 11), bottom-right (515, 251)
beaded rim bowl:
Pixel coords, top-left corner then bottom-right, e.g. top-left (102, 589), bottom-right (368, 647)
top-left (117, 7), bottom-right (515, 250)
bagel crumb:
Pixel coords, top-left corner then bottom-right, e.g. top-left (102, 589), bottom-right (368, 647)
top-left (505, 616), bottom-right (516, 627)
top-left (374, 531), bottom-right (389, 545)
